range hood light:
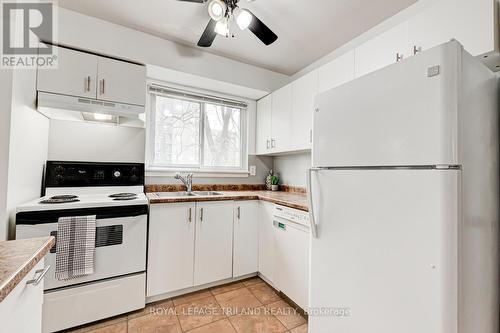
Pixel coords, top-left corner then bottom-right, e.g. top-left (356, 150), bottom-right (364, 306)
top-left (93, 113), bottom-right (113, 121)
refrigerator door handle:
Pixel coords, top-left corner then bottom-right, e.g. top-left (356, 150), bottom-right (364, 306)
top-left (306, 168), bottom-right (319, 238)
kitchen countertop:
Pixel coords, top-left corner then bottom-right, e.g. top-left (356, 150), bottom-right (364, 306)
top-left (0, 237), bottom-right (55, 302)
top-left (147, 190), bottom-right (309, 212)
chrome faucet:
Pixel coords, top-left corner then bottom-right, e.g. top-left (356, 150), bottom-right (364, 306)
top-left (175, 173), bottom-right (194, 192)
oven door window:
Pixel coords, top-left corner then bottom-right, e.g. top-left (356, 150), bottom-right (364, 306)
top-left (50, 225), bottom-right (123, 253)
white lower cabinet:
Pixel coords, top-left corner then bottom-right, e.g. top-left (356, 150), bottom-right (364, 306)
top-left (233, 201), bottom-right (259, 277)
top-left (194, 201), bottom-right (234, 286)
top-left (0, 260), bottom-right (45, 333)
top-left (147, 203), bottom-right (196, 297)
top-left (274, 219), bottom-right (310, 310)
top-left (147, 199), bottom-right (308, 309)
top-left (258, 201), bottom-right (277, 286)
top-left (148, 201), bottom-right (234, 296)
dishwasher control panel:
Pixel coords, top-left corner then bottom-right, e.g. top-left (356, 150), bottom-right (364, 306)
top-left (273, 205), bottom-right (310, 227)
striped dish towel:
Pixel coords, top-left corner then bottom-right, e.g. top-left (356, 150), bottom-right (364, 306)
top-left (55, 215), bottom-right (96, 280)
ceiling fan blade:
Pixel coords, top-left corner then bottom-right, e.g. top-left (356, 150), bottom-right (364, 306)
top-left (198, 19), bottom-right (217, 47)
top-left (247, 10), bottom-right (278, 46)
top-left (177, 0), bottom-right (206, 3)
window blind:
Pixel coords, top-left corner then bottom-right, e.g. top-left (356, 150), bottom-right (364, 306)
top-left (149, 85), bottom-right (248, 109)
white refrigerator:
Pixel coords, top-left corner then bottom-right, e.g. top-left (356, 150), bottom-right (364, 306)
top-left (307, 41), bottom-right (499, 333)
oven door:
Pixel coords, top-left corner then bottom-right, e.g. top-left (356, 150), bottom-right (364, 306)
top-left (16, 205), bottom-right (148, 290)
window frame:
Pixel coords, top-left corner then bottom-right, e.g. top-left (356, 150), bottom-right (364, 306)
top-left (146, 83), bottom-right (249, 176)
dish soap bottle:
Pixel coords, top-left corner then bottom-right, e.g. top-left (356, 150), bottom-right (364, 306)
top-left (266, 170), bottom-right (274, 191)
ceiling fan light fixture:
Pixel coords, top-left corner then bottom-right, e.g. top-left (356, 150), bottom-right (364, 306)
top-left (214, 18), bottom-right (229, 36)
top-left (234, 8), bottom-right (253, 30)
top-left (208, 0), bottom-right (226, 21)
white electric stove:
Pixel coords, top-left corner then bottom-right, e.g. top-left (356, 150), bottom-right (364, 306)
top-left (15, 161), bottom-right (148, 333)
top-left (16, 187), bottom-right (148, 212)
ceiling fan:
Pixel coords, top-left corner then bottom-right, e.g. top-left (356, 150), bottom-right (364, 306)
top-left (177, 0), bottom-right (278, 47)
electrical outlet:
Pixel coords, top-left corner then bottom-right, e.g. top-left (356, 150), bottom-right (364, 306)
top-left (249, 165), bottom-right (257, 176)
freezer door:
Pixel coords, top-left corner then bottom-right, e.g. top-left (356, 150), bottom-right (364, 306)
top-left (313, 41), bottom-right (461, 167)
top-left (309, 169), bottom-right (459, 333)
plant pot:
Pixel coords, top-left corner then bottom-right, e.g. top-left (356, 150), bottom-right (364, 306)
top-left (271, 185), bottom-right (279, 191)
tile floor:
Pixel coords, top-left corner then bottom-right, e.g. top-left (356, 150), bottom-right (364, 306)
top-left (64, 277), bottom-right (308, 333)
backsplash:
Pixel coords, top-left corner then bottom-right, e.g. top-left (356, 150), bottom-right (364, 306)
top-left (273, 152), bottom-right (312, 187)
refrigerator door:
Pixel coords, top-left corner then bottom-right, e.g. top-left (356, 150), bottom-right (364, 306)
top-left (313, 41), bottom-right (461, 167)
top-left (308, 169), bottom-right (459, 333)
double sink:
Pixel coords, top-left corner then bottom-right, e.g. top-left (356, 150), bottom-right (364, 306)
top-left (153, 191), bottom-right (224, 198)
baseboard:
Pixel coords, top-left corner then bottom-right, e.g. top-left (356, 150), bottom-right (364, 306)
top-left (145, 272), bottom-right (258, 304)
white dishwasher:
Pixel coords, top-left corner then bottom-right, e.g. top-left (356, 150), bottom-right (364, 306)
top-left (273, 205), bottom-right (310, 310)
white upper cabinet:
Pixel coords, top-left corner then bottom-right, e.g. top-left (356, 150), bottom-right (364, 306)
top-left (270, 84), bottom-right (292, 153)
top-left (147, 203), bottom-right (196, 297)
top-left (37, 46), bottom-right (146, 106)
top-left (256, 0), bottom-right (499, 155)
top-left (194, 201), bottom-right (234, 286)
top-left (37, 47), bottom-right (97, 99)
top-left (318, 50), bottom-right (355, 93)
top-left (355, 22), bottom-right (409, 78)
top-left (408, 0), bottom-right (497, 58)
top-left (256, 94), bottom-right (273, 155)
top-left (97, 57), bottom-right (146, 106)
top-left (291, 70), bottom-right (318, 150)
top-left (233, 201), bottom-right (259, 277)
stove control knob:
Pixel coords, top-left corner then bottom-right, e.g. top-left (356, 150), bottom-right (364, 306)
top-left (113, 170), bottom-right (121, 179)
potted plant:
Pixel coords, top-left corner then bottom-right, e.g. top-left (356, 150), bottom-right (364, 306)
top-left (270, 175), bottom-right (280, 191)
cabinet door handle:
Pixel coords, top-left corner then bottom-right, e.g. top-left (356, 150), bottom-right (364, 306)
top-left (100, 79), bottom-right (105, 95)
top-left (310, 129), bottom-right (313, 143)
top-left (413, 45), bottom-right (421, 55)
top-left (188, 208), bottom-right (192, 223)
top-left (237, 206), bottom-right (241, 219)
top-left (266, 139), bottom-right (270, 149)
top-left (84, 76), bottom-right (91, 92)
top-left (26, 265), bottom-right (51, 286)
top-left (396, 53), bottom-right (404, 62)
top-left (271, 139), bottom-right (276, 148)
top-left (200, 208), bottom-right (204, 222)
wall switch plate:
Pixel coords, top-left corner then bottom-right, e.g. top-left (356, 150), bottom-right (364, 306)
top-left (249, 165), bottom-right (257, 176)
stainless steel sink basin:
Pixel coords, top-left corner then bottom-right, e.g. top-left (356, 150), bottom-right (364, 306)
top-left (153, 192), bottom-right (197, 198)
top-left (152, 191), bottom-right (224, 198)
top-left (192, 191), bottom-right (224, 196)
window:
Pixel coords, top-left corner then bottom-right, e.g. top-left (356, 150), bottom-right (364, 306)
top-left (147, 85), bottom-right (247, 173)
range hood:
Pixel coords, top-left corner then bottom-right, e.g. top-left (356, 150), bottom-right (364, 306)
top-left (37, 92), bottom-right (146, 127)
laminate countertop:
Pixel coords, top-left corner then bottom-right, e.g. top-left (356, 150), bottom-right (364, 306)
top-left (0, 237), bottom-right (55, 302)
top-left (147, 190), bottom-right (309, 212)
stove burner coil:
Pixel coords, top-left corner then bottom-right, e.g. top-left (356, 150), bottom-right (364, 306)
top-left (40, 198), bottom-right (80, 204)
top-left (109, 193), bottom-right (138, 198)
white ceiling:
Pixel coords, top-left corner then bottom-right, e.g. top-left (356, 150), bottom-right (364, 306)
top-left (58, 0), bottom-right (418, 75)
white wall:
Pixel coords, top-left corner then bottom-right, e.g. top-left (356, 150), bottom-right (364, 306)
top-left (5, 69), bottom-right (49, 239)
top-left (273, 153), bottom-right (311, 187)
top-left (0, 69), bottom-right (13, 241)
top-left (55, 7), bottom-right (288, 93)
top-left (48, 120), bottom-right (146, 163)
